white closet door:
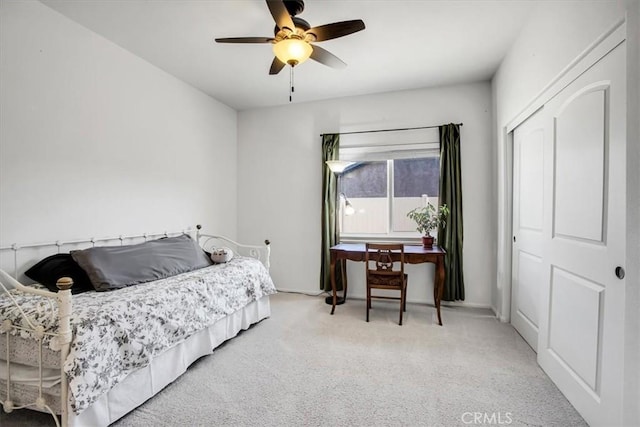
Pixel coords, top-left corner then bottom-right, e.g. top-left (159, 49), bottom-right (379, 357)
top-left (511, 109), bottom-right (546, 352)
top-left (537, 41), bottom-right (626, 426)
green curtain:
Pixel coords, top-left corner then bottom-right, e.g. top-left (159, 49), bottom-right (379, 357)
top-left (437, 123), bottom-right (465, 301)
top-left (320, 134), bottom-right (344, 292)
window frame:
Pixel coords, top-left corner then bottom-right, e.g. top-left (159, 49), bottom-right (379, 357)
top-left (338, 154), bottom-right (441, 244)
top-left (336, 128), bottom-right (441, 243)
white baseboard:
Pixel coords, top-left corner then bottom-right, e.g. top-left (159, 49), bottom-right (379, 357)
top-left (491, 305), bottom-right (509, 322)
top-left (275, 287), bottom-right (493, 310)
top-left (439, 300), bottom-right (493, 310)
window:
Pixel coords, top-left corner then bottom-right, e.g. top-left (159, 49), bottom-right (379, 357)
top-left (336, 128), bottom-right (441, 241)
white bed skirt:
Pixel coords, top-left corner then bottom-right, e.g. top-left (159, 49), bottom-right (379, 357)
top-left (69, 295), bottom-right (271, 427)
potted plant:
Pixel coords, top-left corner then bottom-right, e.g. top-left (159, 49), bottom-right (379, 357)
top-left (407, 201), bottom-right (450, 248)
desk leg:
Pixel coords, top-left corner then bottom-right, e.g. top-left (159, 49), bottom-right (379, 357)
top-left (434, 258), bottom-right (445, 326)
top-left (341, 259), bottom-right (348, 301)
top-left (330, 254), bottom-right (337, 315)
top-left (326, 255), bottom-right (347, 311)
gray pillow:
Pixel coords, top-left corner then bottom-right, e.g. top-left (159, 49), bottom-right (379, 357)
top-left (71, 234), bottom-right (212, 291)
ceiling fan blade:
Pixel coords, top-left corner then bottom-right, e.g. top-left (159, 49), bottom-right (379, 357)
top-left (306, 20), bottom-right (365, 42)
top-left (310, 45), bottom-right (347, 69)
top-left (269, 57), bottom-right (286, 75)
top-left (215, 37), bottom-right (274, 44)
top-left (266, 0), bottom-right (295, 31)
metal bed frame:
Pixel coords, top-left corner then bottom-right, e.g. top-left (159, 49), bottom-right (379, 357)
top-left (0, 225), bottom-right (271, 427)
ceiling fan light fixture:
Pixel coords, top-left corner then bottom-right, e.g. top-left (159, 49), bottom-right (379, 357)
top-left (273, 38), bottom-right (312, 66)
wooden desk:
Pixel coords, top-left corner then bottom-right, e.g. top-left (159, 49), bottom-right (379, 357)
top-left (329, 243), bottom-right (446, 325)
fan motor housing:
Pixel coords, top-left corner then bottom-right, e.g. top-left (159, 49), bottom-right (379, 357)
top-left (274, 16), bottom-right (310, 36)
top-left (283, 0), bottom-right (305, 16)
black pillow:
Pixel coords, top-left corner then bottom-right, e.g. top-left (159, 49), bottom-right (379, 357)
top-left (25, 253), bottom-right (94, 294)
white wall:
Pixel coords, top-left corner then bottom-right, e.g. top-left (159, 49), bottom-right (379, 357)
top-left (492, 0), bottom-right (638, 423)
top-left (0, 1), bottom-right (237, 248)
top-left (238, 82), bottom-right (494, 308)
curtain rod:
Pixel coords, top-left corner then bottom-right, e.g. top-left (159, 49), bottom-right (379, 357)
top-left (320, 123), bottom-right (462, 137)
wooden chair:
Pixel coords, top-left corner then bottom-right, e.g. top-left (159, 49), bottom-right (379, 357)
top-left (365, 243), bottom-right (408, 325)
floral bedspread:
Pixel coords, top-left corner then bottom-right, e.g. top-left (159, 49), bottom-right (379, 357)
top-left (0, 257), bottom-right (276, 413)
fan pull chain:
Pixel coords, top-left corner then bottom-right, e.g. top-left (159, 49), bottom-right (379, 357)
top-left (289, 66), bottom-right (294, 102)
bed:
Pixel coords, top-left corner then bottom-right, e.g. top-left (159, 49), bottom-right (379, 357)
top-left (0, 225), bottom-right (275, 427)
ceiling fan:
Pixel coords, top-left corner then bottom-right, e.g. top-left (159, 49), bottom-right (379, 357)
top-left (215, 0), bottom-right (365, 75)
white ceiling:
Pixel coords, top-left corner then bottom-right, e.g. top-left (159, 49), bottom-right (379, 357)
top-left (41, 0), bottom-right (536, 111)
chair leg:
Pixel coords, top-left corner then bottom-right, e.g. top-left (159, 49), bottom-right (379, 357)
top-left (403, 276), bottom-right (408, 312)
top-left (399, 287), bottom-right (405, 326)
top-left (366, 286), bottom-right (370, 322)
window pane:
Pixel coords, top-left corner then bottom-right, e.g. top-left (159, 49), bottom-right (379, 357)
top-left (392, 157), bottom-right (440, 232)
top-left (340, 162), bottom-right (388, 234)
top-left (394, 158), bottom-right (439, 197)
top-left (340, 162), bottom-right (387, 197)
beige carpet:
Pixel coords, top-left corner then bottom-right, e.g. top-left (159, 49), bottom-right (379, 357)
top-left (1, 292), bottom-right (586, 426)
